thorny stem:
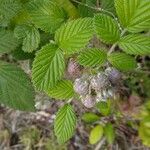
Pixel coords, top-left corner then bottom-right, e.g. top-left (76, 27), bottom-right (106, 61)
top-left (108, 29), bottom-right (127, 55)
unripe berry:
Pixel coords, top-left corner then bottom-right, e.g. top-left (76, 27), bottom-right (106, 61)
top-left (74, 76), bottom-right (89, 96)
top-left (105, 67), bottom-right (121, 85)
top-left (67, 58), bottom-right (82, 78)
top-left (90, 72), bottom-right (110, 91)
top-left (81, 95), bottom-right (96, 108)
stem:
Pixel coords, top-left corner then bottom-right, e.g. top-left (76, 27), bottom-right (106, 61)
top-left (95, 138), bottom-right (106, 150)
top-left (108, 29), bottom-right (127, 55)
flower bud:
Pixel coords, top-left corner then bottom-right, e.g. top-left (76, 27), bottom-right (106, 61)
top-left (81, 95), bottom-right (96, 108)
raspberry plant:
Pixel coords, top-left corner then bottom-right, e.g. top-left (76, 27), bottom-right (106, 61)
top-left (0, 0), bottom-right (150, 147)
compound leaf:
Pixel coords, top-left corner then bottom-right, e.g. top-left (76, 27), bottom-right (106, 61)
top-left (94, 13), bottom-right (120, 44)
top-left (0, 61), bottom-right (35, 111)
top-left (55, 18), bottom-right (93, 54)
top-left (119, 34), bottom-right (150, 55)
top-left (32, 43), bottom-right (65, 91)
top-left (54, 104), bottom-right (76, 143)
top-left (108, 52), bottom-right (137, 71)
top-left (78, 48), bottom-right (107, 67)
top-left (47, 80), bottom-right (75, 100)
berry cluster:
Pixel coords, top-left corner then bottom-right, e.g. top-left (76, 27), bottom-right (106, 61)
top-left (74, 67), bottom-right (121, 108)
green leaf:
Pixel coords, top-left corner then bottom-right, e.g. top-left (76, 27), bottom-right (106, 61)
top-left (27, 0), bottom-right (66, 33)
top-left (0, 61), bottom-right (35, 111)
top-left (14, 25), bottom-right (40, 52)
top-left (108, 52), bottom-right (137, 71)
top-left (104, 124), bottom-right (115, 144)
top-left (0, 30), bottom-right (19, 54)
top-left (55, 18), bottom-right (93, 54)
top-left (78, 48), bottom-right (107, 67)
top-left (0, 0), bottom-right (21, 26)
top-left (119, 34), bottom-right (150, 55)
top-left (32, 43), bottom-right (65, 91)
top-left (101, 0), bottom-right (116, 13)
top-left (82, 112), bottom-right (100, 123)
top-left (94, 13), bottom-right (120, 44)
top-left (54, 104), bottom-right (76, 143)
top-left (89, 125), bottom-right (103, 144)
top-left (47, 80), bottom-right (75, 100)
top-left (78, 0), bottom-right (97, 17)
top-left (115, 0), bottom-right (150, 32)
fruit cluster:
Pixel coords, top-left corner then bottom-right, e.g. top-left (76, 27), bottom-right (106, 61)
top-left (74, 67), bottom-right (121, 108)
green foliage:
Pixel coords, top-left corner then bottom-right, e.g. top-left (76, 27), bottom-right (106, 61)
top-left (82, 112), bottom-right (100, 123)
top-left (78, 48), bottom-right (107, 67)
top-left (0, 61), bottom-right (35, 111)
top-left (32, 43), bottom-right (65, 91)
top-left (54, 104), bottom-right (76, 143)
top-left (94, 13), bottom-right (120, 44)
top-left (115, 0), bottom-right (150, 32)
top-left (0, 29), bottom-right (19, 53)
top-left (101, 0), bottom-right (116, 13)
top-left (47, 80), bottom-right (75, 100)
top-left (108, 52), bottom-right (137, 71)
top-left (104, 123), bottom-right (115, 144)
top-left (27, 0), bottom-right (67, 33)
top-left (14, 25), bottom-right (40, 52)
top-left (89, 125), bottom-right (103, 144)
top-left (55, 18), bottom-right (93, 54)
top-left (139, 102), bottom-right (150, 147)
top-left (119, 34), bottom-right (150, 55)
top-left (0, 0), bottom-right (22, 26)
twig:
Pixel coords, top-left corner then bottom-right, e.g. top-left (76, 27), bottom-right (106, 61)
top-left (95, 138), bottom-right (106, 150)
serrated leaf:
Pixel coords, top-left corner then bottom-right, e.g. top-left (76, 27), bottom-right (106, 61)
top-left (54, 104), bottom-right (76, 143)
top-left (0, 30), bottom-right (19, 54)
top-left (115, 0), bottom-right (150, 33)
top-left (14, 25), bottom-right (40, 52)
top-left (82, 112), bottom-right (100, 123)
top-left (0, 0), bottom-right (21, 26)
top-left (78, 48), bottom-right (107, 67)
top-left (108, 52), bottom-right (137, 71)
top-left (89, 125), bottom-right (103, 144)
top-left (47, 80), bottom-right (75, 100)
top-left (94, 13), bottom-right (120, 44)
top-left (119, 34), bottom-right (150, 55)
top-left (32, 43), bottom-right (65, 91)
top-left (55, 18), bottom-right (93, 54)
top-left (0, 61), bottom-right (35, 111)
top-left (104, 123), bottom-right (115, 144)
top-left (27, 0), bottom-right (66, 33)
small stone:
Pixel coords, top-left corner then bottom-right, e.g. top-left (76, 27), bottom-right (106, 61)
top-left (81, 95), bottom-right (96, 108)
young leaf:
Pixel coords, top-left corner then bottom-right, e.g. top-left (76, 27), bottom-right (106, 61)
top-left (78, 48), bottom-right (107, 67)
top-left (0, 61), bottom-right (35, 111)
top-left (119, 34), bottom-right (150, 55)
top-left (54, 104), bottom-right (76, 143)
top-left (94, 13), bottom-right (120, 44)
top-left (82, 112), bottom-right (100, 123)
top-left (55, 18), bottom-right (93, 54)
top-left (0, 0), bottom-right (21, 26)
top-left (89, 125), bottom-right (103, 144)
top-left (115, 0), bottom-right (150, 33)
top-left (0, 30), bottom-right (19, 54)
top-left (14, 25), bottom-right (40, 53)
top-left (27, 0), bottom-right (66, 33)
top-left (108, 52), bottom-right (137, 71)
top-left (47, 80), bottom-right (75, 100)
top-left (32, 44), bottom-right (65, 91)
top-left (104, 124), bottom-right (115, 144)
